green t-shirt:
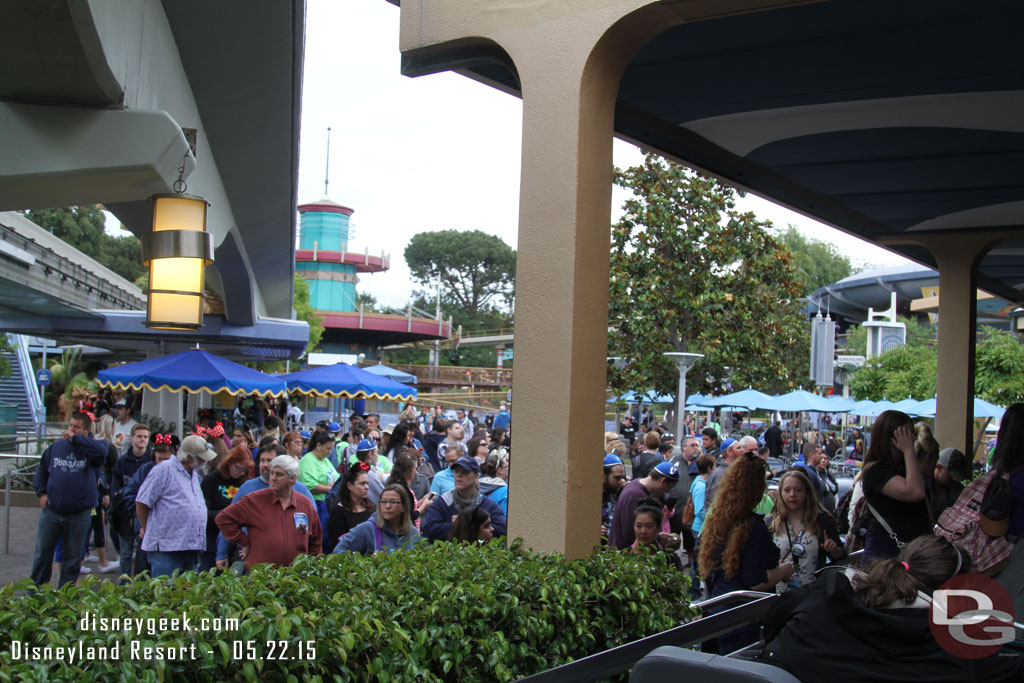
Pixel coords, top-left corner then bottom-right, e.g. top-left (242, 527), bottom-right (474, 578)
top-left (299, 452), bottom-right (337, 502)
top-left (348, 452), bottom-right (392, 474)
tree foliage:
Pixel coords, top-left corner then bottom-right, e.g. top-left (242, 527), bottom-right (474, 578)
top-left (608, 154), bottom-right (809, 398)
top-left (841, 315), bottom-right (935, 355)
top-left (22, 205), bottom-right (145, 283)
top-left (975, 328), bottom-right (1024, 406)
top-left (775, 225), bottom-right (854, 296)
top-left (847, 344), bottom-right (938, 401)
top-left (848, 327), bottom-right (1024, 405)
top-left (405, 230), bottom-right (516, 316)
top-left (294, 273), bottom-right (324, 355)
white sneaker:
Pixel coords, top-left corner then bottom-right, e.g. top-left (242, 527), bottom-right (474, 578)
top-left (98, 562), bottom-right (120, 574)
top-left (84, 554), bottom-right (99, 563)
top-left (78, 566), bottom-right (92, 574)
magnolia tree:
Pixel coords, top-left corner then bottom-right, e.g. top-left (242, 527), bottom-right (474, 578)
top-left (608, 154), bottom-right (809, 399)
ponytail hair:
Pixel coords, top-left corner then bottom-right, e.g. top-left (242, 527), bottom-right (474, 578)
top-left (854, 535), bottom-right (968, 608)
top-left (634, 497), bottom-right (664, 526)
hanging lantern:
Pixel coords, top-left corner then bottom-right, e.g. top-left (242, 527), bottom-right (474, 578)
top-left (143, 194), bottom-right (213, 330)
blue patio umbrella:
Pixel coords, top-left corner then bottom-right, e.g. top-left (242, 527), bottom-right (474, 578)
top-left (97, 348), bottom-right (287, 396)
top-left (281, 363), bottom-right (417, 400)
top-left (699, 388), bottom-right (776, 411)
top-left (911, 397), bottom-right (1004, 420)
top-left (608, 391), bottom-right (674, 404)
top-left (765, 389), bottom-right (842, 413)
top-left (849, 400), bottom-right (893, 417)
top-left (890, 398), bottom-right (924, 414)
top-left (362, 363), bottom-right (417, 385)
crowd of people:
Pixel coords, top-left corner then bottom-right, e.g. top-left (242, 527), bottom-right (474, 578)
top-left (603, 405), bottom-right (1024, 676)
top-left (29, 399), bottom-right (512, 584)
top-left (27, 391), bottom-right (1024, 677)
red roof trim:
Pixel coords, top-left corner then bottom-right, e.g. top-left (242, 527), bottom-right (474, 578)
top-left (294, 250), bottom-right (389, 273)
top-left (316, 310), bottom-right (450, 338)
top-left (298, 203), bottom-right (354, 216)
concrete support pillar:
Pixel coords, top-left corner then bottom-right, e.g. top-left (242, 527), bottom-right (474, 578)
top-left (901, 235), bottom-right (989, 455)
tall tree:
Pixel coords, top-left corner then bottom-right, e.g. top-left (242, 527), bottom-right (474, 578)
top-left (294, 273), bottom-right (324, 355)
top-left (775, 225), bottom-right (854, 296)
top-left (608, 154), bottom-right (809, 398)
top-left (404, 230), bottom-right (516, 316)
top-left (22, 206), bottom-right (145, 283)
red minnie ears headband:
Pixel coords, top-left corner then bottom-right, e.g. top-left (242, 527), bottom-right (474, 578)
top-left (155, 434), bottom-right (172, 445)
top-left (195, 422), bottom-right (225, 438)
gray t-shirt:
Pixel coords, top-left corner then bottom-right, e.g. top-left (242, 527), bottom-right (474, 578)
top-left (704, 460), bottom-right (730, 506)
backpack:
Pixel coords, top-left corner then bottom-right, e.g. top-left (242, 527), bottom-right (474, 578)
top-left (108, 488), bottom-right (136, 540)
top-left (844, 493), bottom-right (868, 555)
top-left (835, 488), bottom-right (854, 536)
top-left (935, 470), bottom-right (1015, 576)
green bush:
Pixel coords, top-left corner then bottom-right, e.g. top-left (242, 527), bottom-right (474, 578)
top-left (0, 541), bottom-right (695, 682)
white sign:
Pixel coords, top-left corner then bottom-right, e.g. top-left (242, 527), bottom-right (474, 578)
top-left (836, 355), bottom-right (866, 367)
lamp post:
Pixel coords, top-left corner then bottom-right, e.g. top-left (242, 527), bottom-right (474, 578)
top-left (608, 357), bottom-right (627, 432)
top-left (663, 352), bottom-right (704, 446)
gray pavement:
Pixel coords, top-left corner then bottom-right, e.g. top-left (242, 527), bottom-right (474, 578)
top-left (0, 503), bottom-right (123, 588)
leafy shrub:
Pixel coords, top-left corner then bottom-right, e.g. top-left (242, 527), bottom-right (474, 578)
top-left (0, 541), bottom-right (695, 682)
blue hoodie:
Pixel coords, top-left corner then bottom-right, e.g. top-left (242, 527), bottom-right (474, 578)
top-left (333, 517), bottom-right (420, 555)
top-left (34, 433), bottom-right (107, 513)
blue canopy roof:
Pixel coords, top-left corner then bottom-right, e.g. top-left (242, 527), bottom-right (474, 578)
top-left (362, 363), bottom-right (417, 385)
top-left (97, 348), bottom-right (287, 396)
top-left (281, 362), bottom-right (417, 400)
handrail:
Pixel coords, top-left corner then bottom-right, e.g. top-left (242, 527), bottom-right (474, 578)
top-left (515, 591), bottom-right (777, 683)
top-left (11, 334), bottom-right (44, 424)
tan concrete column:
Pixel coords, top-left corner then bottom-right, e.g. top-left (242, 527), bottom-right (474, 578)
top-left (395, 0), bottom-right (787, 556)
top-left (887, 234), bottom-right (994, 455)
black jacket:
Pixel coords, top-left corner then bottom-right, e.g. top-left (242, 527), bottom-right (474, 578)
top-left (759, 571), bottom-right (1022, 682)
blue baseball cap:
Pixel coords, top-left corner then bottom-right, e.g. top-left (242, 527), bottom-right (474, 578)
top-left (652, 461), bottom-right (680, 480)
top-left (603, 454), bottom-right (623, 467)
top-left (451, 456), bottom-right (481, 473)
top-left (327, 421), bottom-right (342, 433)
top-left (356, 438), bottom-right (377, 451)
top-left (720, 437), bottom-right (737, 452)
top-left (299, 430), bottom-right (312, 439)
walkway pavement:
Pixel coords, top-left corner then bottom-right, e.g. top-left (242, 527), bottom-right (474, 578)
top-left (0, 504), bottom-right (123, 588)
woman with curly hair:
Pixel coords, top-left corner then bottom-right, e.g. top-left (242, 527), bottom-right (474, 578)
top-left (698, 453), bottom-right (794, 653)
top-left (765, 469), bottom-right (844, 591)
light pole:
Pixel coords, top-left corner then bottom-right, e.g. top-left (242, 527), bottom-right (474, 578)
top-left (663, 352), bottom-right (704, 446)
top-left (608, 357), bottom-right (627, 433)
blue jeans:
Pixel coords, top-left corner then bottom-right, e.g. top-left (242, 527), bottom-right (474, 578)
top-left (119, 533), bottom-right (139, 577)
top-left (30, 507), bottom-right (92, 587)
top-left (148, 550), bottom-right (198, 578)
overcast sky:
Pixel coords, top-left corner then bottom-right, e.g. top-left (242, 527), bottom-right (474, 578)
top-left (106, 1), bottom-right (908, 310)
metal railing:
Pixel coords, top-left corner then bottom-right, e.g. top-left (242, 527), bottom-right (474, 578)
top-left (515, 591), bottom-right (778, 682)
top-left (388, 364), bottom-right (513, 386)
top-left (516, 551), bottom-right (867, 683)
top-left (2, 452), bottom-right (41, 554)
top-left (11, 334), bottom-right (44, 424)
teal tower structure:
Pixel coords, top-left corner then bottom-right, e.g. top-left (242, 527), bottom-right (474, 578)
top-left (295, 199), bottom-right (450, 356)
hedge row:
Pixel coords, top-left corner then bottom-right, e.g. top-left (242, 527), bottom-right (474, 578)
top-left (0, 541), bottom-right (695, 682)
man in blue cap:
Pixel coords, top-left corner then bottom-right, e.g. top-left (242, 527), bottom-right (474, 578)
top-left (602, 454), bottom-right (626, 539)
top-left (704, 436), bottom-right (742, 506)
top-left (609, 460), bottom-right (680, 549)
top-left (422, 456), bottom-right (507, 541)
